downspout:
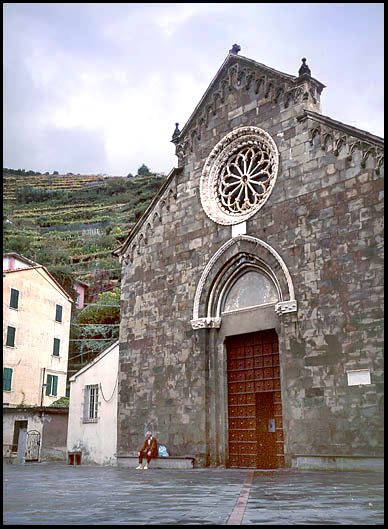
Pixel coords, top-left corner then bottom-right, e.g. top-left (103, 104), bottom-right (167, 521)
top-left (40, 367), bottom-right (46, 462)
top-left (40, 367), bottom-right (46, 407)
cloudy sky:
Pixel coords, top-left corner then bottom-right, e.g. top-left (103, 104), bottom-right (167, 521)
top-left (4, 3), bottom-right (384, 176)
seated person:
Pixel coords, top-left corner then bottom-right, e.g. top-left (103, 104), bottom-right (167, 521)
top-left (136, 431), bottom-right (158, 469)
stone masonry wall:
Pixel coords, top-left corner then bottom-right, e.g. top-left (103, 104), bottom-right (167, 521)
top-left (118, 57), bottom-right (384, 464)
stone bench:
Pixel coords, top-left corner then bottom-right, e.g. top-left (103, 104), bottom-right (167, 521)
top-left (116, 455), bottom-right (195, 469)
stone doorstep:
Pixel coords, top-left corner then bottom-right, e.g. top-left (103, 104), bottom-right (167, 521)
top-left (116, 455), bottom-right (195, 470)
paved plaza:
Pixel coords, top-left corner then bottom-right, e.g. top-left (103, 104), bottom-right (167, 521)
top-left (3, 462), bottom-right (384, 525)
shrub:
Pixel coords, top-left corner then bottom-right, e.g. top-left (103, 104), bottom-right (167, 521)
top-left (50, 396), bottom-right (69, 407)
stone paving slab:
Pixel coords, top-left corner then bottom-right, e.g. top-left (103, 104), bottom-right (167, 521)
top-left (245, 470), bottom-right (384, 525)
top-left (3, 463), bottom-right (384, 525)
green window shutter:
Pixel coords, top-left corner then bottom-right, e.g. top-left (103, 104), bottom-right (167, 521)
top-left (10, 289), bottom-right (19, 309)
top-left (3, 368), bottom-right (13, 391)
top-left (6, 326), bottom-right (16, 347)
top-left (46, 375), bottom-right (52, 396)
top-left (53, 338), bottom-right (60, 356)
top-left (55, 304), bottom-right (63, 322)
top-left (52, 376), bottom-right (58, 396)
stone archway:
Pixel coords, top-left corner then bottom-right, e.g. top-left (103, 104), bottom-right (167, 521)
top-left (191, 235), bottom-right (297, 330)
top-left (191, 235), bottom-right (297, 467)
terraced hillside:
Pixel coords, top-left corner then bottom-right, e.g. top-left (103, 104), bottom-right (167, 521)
top-left (3, 169), bottom-right (165, 379)
top-left (4, 170), bottom-right (164, 281)
top-left (4, 172), bottom-right (106, 200)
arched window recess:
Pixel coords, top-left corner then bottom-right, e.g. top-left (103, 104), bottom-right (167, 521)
top-left (217, 265), bottom-right (280, 317)
top-left (191, 235), bottom-right (297, 330)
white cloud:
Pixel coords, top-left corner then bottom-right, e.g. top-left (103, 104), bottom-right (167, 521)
top-left (154, 5), bottom-right (199, 38)
top-left (153, 3), bottom-right (231, 38)
top-left (3, 3), bottom-right (384, 175)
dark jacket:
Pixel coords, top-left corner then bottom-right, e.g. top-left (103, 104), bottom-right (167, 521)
top-left (140, 436), bottom-right (158, 458)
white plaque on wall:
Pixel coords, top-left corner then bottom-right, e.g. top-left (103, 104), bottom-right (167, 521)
top-left (346, 369), bottom-right (371, 386)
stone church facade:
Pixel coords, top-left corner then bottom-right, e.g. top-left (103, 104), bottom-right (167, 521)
top-left (114, 46), bottom-right (384, 470)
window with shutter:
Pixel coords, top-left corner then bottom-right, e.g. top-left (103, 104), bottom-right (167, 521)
top-left (46, 374), bottom-right (58, 396)
top-left (10, 289), bottom-right (19, 309)
top-left (46, 375), bottom-right (52, 396)
top-left (3, 368), bottom-right (13, 391)
top-left (6, 326), bottom-right (16, 347)
top-left (53, 338), bottom-right (60, 356)
top-left (55, 304), bottom-right (63, 322)
top-left (52, 376), bottom-right (58, 396)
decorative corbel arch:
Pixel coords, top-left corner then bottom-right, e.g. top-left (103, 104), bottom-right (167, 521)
top-left (190, 235), bottom-right (297, 329)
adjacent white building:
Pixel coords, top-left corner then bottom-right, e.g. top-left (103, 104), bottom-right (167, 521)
top-left (67, 340), bottom-right (119, 465)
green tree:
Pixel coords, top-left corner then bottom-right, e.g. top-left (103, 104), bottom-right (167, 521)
top-left (34, 235), bottom-right (69, 265)
top-left (78, 287), bottom-right (120, 325)
top-left (4, 235), bottom-right (34, 256)
top-left (137, 164), bottom-right (151, 176)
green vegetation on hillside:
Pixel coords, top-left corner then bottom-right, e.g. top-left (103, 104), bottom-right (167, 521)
top-left (4, 170), bottom-right (164, 286)
top-left (3, 166), bottom-right (165, 375)
top-left (69, 288), bottom-right (121, 376)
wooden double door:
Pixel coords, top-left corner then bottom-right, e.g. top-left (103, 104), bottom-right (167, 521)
top-left (226, 329), bottom-right (284, 469)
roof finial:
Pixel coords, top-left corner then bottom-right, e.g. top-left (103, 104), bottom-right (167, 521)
top-left (298, 57), bottom-right (311, 77)
top-left (171, 123), bottom-right (181, 144)
top-left (230, 44), bottom-right (241, 55)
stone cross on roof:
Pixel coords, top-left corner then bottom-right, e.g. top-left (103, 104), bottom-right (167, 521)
top-left (229, 44), bottom-right (241, 55)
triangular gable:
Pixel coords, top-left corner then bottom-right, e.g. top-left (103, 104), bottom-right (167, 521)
top-left (178, 52), bottom-right (296, 141)
top-left (4, 265), bottom-right (73, 303)
top-left (113, 50), bottom-right (327, 261)
top-left (172, 51), bottom-right (325, 154)
top-left (69, 340), bottom-right (119, 382)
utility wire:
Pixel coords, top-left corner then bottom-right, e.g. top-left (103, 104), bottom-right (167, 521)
top-left (30, 265), bottom-right (73, 302)
top-left (70, 338), bottom-right (117, 341)
top-left (71, 323), bottom-right (120, 326)
top-left (99, 375), bottom-right (118, 403)
top-left (81, 304), bottom-right (120, 307)
top-left (72, 268), bottom-right (122, 274)
top-left (67, 351), bottom-right (102, 362)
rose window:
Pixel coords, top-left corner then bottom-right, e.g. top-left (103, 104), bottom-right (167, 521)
top-left (200, 126), bottom-right (279, 225)
top-left (218, 144), bottom-right (274, 215)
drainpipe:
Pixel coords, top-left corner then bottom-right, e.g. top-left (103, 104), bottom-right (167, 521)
top-left (40, 368), bottom-right (46, 407)
top-left (38, 433), bottom-right (43, 463)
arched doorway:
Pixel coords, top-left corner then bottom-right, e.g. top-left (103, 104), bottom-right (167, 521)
top-left (191, 235), bottom-right (296, 468)
top-left (220, 267), bottom-right (284, 468)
